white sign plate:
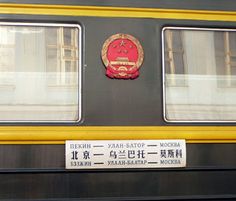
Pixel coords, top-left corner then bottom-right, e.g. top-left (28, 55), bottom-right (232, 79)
top-left (65, 140), bottom-right (186, 169)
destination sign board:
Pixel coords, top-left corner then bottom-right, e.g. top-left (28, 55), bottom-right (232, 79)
top-left (66, 140), bottom-right (186, 169)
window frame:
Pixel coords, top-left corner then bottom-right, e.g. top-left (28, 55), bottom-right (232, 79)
top-left (0, 22), bottom-right (82, 124)
top-left (162, 26), bottom-right (236, 123)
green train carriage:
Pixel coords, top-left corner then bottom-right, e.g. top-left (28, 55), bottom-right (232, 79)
top-left (0, 0), bottom-right (235, 200)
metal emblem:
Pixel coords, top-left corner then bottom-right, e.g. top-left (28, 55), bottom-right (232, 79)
top-left (101, 33), bottom-right (144, 79)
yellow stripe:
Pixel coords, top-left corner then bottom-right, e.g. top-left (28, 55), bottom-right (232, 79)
top-left (0, 141), bottom-right (65, 144)
top-left (1, 140), bottom-right (236, 144)
top-left (0, 126), bottom-right (235, 144)
top-left (0, 3), bottom-right (236, 21)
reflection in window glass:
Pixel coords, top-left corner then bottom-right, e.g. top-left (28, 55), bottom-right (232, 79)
top-left (163, 27), bottom-right (236, 121)
top-left (164, 30), bottom-right (186, 86)
top-left (0, 23), bottom-right (80, 122)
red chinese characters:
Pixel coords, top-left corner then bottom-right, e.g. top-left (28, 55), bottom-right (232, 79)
top-left (101, 33), bottom-right (144, 79)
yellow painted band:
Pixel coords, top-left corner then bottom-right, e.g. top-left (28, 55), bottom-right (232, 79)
top-left (0, 126), bottom-right (234, 144)
top-left (1, 140), bottom-right (236, 144)
top-left (0, 4), bottom-right (236, 21)
top-left (0, 141), bottom-right (65, 144)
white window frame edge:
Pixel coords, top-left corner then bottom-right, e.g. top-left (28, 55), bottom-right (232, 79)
top-left (0, 22), bottom-right (82, 123)
top-left (162, 26), bottom-right (236, 123)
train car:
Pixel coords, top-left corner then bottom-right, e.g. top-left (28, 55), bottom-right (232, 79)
top-left (0, 0), bottom-right (235, 200)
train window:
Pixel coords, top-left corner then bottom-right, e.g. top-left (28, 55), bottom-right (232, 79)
top-left (0, 23), bottom-right (81, 122)
top-left (163, 27), bottom-right (236, 122)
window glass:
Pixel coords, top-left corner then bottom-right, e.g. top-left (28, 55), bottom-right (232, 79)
top-left (0, 23), bottom-right (81, 122)
top-left (164, 30), bottom-right (186, 86)
top-left (163, 27), bottom-right (236, 122)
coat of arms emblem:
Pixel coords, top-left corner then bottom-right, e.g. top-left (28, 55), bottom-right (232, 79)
top-left (101, 33), bottom-right (144, 79)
